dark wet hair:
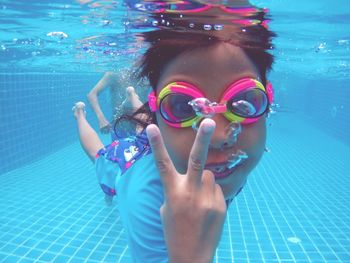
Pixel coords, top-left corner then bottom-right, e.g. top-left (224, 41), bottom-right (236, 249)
top-left (114, 9), bottom-right (276, 135)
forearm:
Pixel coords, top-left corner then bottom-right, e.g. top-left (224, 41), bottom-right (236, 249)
top-left (87, 92), bottom-right (107, 121)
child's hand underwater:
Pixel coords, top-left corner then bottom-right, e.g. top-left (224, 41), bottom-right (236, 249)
top-left (99, 119), bottom-right (112, 133)
top-left (146, 118), bottom-right (227, 263)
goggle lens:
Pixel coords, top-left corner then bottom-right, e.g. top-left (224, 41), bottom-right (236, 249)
top-left (228, 88), bottom-right (268, 118)
top-left (160, 93), bottom-right (195, 123)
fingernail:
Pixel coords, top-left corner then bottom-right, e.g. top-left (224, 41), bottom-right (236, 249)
top-left (201, 119), bottom-right (215, 134)
top-left (146, 124), bottom-right (158, 139)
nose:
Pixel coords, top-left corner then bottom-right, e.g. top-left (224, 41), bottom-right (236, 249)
top-left (209, 116), bottom-right (241, 150)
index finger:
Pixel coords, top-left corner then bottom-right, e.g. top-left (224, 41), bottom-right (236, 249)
top-left (146, 124), bottom-right (176, 194)
top-left (187, 118), bottom-right (216, 186)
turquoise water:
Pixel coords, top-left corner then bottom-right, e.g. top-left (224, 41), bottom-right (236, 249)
top-left (1, 0), bottom-right (350, 262)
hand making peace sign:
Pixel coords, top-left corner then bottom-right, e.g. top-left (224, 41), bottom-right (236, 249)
top-left (146, 118), bottom-right (227, 263)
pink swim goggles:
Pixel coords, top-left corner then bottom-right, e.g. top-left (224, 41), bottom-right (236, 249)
top-left (148, 78), bottom-right (274, 128)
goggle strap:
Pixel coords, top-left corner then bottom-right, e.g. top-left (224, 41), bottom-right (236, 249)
top-left (148, 91), bottom-right (157, 112)
top-left (266, 82), bottom-right (274, 103)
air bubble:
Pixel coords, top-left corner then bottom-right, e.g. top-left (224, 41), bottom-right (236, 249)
top-left (227, 150), bottom-right (248, 169)
top-left (338, 39), bottom-right (349, 45)
top-left (203, 24), bottom-right (212, 30)
top-left (46, 31), bottom-right (68, 39)
top-left (226, 122), bottom-right (242, 144)
top-left (214, 24), bottom-right (224, 31)
top-left (189, 23), bottom-right (195, 28)
top-left (102, 20), bottom-right (111, 26)
top-left (315, 42), bottom-right (329, 53)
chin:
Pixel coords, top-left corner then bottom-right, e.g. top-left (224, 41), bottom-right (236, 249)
top-left (216, 165), bottom-right (251, 199)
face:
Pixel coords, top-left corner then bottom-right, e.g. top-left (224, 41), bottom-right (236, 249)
top-left (155, 42), bottom-right (266, 199)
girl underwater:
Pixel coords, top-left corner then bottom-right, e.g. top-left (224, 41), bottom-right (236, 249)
top-left (74, 1), bottom-right (275, 262)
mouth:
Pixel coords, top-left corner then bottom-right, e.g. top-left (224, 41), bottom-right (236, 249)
top-left (205, 161), bottom-right (243, 179)
top-left (205, 150), bottom-right (248, 179)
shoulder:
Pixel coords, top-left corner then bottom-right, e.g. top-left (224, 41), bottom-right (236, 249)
top-left (102, 71), bottom-right (120, 86)
top-left (104, 71), bottom-right (118, 78)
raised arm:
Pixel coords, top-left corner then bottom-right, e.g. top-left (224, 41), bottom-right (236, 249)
top-left (87, 71), bottom-right (117, 133)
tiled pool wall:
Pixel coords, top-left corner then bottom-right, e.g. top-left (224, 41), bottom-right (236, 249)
top-left (0, 71), bottom-right (349, 175)
top-left (0, 72), bottom-right (109, 174)
top-left (271, 72), bottom-right (350, 147)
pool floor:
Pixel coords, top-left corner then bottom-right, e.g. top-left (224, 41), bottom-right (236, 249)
top-left (1, 114), bottom-right (350, 263)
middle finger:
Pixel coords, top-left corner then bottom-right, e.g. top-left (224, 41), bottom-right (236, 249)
top-left (187, 118), bottom-right (216, 186)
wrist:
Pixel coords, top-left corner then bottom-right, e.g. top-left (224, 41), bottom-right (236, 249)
top-left (168, 244), bottom-right (215, 263)
top-left (169, 254), bottom-right (213, 263)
